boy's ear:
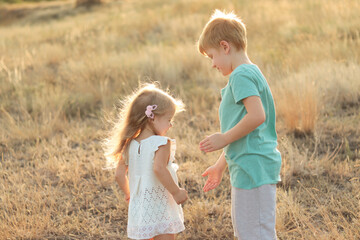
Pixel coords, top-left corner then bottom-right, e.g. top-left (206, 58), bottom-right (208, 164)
top-left (219, 40), bottom-right (230, 54)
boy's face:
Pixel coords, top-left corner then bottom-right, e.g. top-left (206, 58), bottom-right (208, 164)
top-left (205, 46), bottom-right (232, 76)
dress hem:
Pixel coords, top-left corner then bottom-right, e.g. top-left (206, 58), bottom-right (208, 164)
top-left (128, 226), bottom-right (185, 239)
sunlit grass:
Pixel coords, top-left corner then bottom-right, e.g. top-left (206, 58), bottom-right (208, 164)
top-left (0, 0), bottom-right (359, 239)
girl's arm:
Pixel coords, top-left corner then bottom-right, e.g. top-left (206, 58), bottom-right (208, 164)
top-left (115, 163), bottom-right (130, 203)
top-left (200, 96), bottom-right (265, 152)
top-left (153, 140), bottom-right (188, 204)
top-left (202, 151), bottom-right (227, 192)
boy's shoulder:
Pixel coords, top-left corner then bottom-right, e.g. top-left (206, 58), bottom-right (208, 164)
top-left (229, 64), bottom-right (269, 92)
top-left (231, 64), bottom-right (259, 76)
top-left (230, 64), bottom-right (263, 82)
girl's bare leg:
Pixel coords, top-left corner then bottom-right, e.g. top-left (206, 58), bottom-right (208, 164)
top-left (153, 234), bottom-right (175, 240)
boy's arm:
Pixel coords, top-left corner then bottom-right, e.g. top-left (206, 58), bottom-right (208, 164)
top-left (115, 162), bottom-right (130, 203)
top-left (199, 96), bottom-right (265, 152)
top-left (202, 151), bottom-right (227, 192)
top-left (153, 141), bottom-right (188, 204)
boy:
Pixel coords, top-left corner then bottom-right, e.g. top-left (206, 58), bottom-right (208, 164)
top-left (198, 10), bottom-right (281, 240)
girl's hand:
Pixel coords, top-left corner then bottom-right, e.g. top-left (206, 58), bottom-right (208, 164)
top-left (172, 188), bottom-right (188, 205)
top-left (125, 194), bottom-right (130, 204)
top-left (199, 133), bottom-right (228, 152)
top-left (202, 165), bottom-right (224, 192)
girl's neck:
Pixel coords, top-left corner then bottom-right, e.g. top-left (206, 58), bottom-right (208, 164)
top-left (136, 127), bottom-right (156, 141)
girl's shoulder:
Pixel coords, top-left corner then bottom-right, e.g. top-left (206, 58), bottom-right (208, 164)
top-left (144, 135), bottom-right (175, 155)
top-left (132, 135), bottom-right (175, 149)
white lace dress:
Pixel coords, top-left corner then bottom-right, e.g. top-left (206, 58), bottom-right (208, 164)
top-left (127, 135), bottom-right (185, 239)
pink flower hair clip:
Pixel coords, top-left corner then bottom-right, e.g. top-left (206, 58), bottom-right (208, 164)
top-left (145, 105), bottom-right (157, 119)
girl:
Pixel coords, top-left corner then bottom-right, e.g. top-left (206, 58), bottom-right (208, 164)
top-left (104, 84), bottom-right (187, 240)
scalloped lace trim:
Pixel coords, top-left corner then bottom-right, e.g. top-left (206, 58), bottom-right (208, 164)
top-left (128, 220), bottom-right (184, 239)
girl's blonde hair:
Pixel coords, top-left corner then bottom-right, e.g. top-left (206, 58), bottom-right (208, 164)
top-left (198, 9), bottom-right (247, 56)
top-left (103, 83), bottom-right (184, 168)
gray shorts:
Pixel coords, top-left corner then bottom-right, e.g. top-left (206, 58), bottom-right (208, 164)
top-left (231, 184), bottom-right (277, 240)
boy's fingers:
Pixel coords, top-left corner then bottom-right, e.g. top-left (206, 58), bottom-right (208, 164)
top-left (199, 138), bottom-right (209, 145)
top-left (204, 184), bottom-right (213, 192)
top-left (207, 183), bottom-right (215, 190)
top-left (200, 148), bottom-right (210, 153)
top-left (201, 142), bottom-right (212, 149)
top-left (204, 180), bottom-right (213, 189)
top-left (207, 146), bottom-right (213, 152)
top-left (203, 143), bottom-right (213, 150)
top-left (200, 144), bottom-right (212, 151)
top-left (206, 180), bottom-right (219, 191)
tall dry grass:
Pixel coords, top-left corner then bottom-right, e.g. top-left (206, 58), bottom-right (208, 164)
top-left (274, 61), bottom-right (360, 135)
top-left (0, 0), bottom-right (359, 239)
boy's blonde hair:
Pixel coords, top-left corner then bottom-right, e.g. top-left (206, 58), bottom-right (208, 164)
top-left (103, 83), bottom-right (184, 167)
top-left (198, 9), bottom-right (247, 56)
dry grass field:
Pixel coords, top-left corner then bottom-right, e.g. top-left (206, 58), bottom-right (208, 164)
top-left (1, 0), bottom-right (359, 239)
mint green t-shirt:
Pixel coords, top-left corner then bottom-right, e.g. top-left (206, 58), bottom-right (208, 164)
top-left (219, 64), bottom-right (281, 189)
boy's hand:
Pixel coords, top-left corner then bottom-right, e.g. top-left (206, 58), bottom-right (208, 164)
top-left (172, 188), bottom-right (188, 205)
top-left (202, 165), bottom-right (224, 192)
top-left (199, 133), bottom-right (228, 152)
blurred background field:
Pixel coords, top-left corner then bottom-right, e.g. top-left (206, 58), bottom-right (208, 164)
top-left (0, 0), bottom-right (359, 239)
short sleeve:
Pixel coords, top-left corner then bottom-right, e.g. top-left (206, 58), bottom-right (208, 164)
top-left (169, 139), bottom-right (176, 159)
top-left (152, 136), bottom-right (170, 152)
top-left (230, 72), bottom-right (260, 104)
